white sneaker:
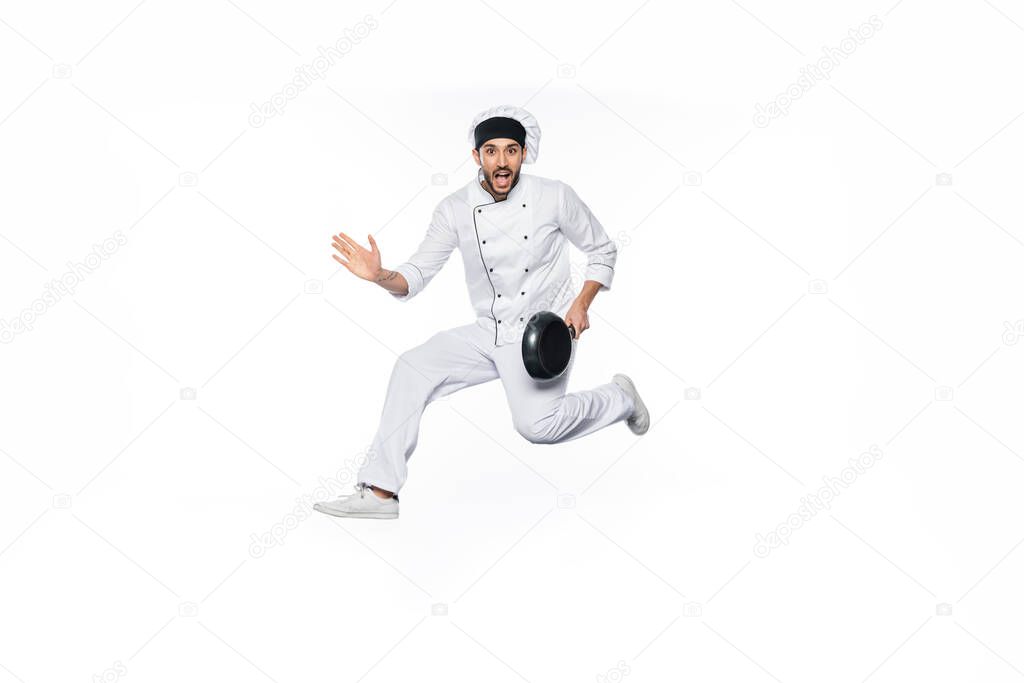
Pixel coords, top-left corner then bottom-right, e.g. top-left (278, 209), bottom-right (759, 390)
top-left (313, 483), bottom-right (399, 519)
top-left (612, 373), bottom-right (650, 435)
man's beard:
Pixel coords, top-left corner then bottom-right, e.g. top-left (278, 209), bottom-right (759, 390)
top-left (486, 167), bottom-right (518, 194)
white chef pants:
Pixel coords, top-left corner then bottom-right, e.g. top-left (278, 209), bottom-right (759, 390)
top-left (355, 321), bottom-right (636, 495)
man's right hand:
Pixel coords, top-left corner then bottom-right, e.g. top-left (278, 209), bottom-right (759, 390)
top-left (332, 231), bottom-right (382, 281)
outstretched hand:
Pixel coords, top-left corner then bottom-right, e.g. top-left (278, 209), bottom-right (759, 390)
top-left (332, 231), bottom-right (382, 281)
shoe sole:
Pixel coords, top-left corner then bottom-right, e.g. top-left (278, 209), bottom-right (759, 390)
top-left (614, 374), bottom-right (650, 435)
top-left (313, 503), bottom-right (398, 519)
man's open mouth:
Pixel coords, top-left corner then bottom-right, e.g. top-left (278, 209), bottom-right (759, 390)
top-left (494, 170), bottom-right (511, 182)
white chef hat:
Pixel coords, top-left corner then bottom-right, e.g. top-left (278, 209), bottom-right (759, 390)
top-left (467, 105), bottom-right (541, 164)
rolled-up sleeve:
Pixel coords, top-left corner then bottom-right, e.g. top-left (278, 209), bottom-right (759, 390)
top-left (557, 181), bottom-right (617, 291)
top-left (390, 203), bottom-right (457, 302)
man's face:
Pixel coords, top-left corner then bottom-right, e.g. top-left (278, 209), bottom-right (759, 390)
top-left (472, 137), bottom-right (524, 197)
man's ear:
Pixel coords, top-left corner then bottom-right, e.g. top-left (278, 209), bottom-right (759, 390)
top-left (471, 148), bottom-right (480, 165)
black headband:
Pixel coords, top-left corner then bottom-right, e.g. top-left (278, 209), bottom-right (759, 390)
top-left (473, 116), bottom-right (527, 151)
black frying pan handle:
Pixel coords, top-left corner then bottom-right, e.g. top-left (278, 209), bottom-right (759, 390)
top-left (567, 323), bottom-right (577, 340)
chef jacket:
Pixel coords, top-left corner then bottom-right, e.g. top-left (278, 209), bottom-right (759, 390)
top-left (389, 168), bottom-right (618, 346)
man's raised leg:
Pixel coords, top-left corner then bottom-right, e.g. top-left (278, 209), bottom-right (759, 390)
top-left (492, 338), bottom-right (637, 445)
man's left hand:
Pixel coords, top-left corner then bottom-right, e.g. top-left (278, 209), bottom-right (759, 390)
top-left (564, 301), bottom-right (590, 340)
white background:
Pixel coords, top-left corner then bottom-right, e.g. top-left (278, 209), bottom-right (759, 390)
top-left (2, 0), bottom-right (1023, 681)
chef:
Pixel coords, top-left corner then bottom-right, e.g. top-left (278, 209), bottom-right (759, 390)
top-left (315, 105), bottom-right (650, 519)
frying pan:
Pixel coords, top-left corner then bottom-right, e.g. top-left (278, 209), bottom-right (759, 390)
top-left (522, 310), bottom-right (576, 380)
